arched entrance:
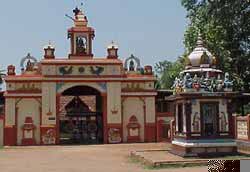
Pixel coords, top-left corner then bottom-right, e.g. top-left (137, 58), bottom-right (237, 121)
top-left (58, 86), bottom-right (103, 144)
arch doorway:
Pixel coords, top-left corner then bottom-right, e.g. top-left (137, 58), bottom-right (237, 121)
top-left (58, 86), bottom-right (103, 144)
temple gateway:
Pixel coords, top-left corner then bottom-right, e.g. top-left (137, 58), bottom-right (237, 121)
top-left (3, 8), bottom-right (158, 145)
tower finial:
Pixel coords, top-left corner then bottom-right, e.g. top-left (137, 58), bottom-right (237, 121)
top-left (73, 7), bottom-right (81, 16)
top-left (196, 32), bottom-right (204, 48)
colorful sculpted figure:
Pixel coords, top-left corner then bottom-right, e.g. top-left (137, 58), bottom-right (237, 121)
top-left (26, 60), bottom-right (34, 71)
top-left (211, 77), bottom-right (217, 92)
top-left (172, 77), bottom-right (183, 94)
top-left (183, 73), bottom-right (193, 89)
top-left (172, 77), bottom-right (178, 90)
top-left (204, 73), bottom-right (212, 91)
top-left (216, 74), bottom-right (224, 92)
top-left (224, 72), bottom-right (233, 90)
top-left (200, 75), bottom-right (206, 89)
top-left (192, 74), bottom-right (201, 91)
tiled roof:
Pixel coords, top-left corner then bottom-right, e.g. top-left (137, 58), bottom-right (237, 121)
top-left (59, 96), bottom-right (96, 115)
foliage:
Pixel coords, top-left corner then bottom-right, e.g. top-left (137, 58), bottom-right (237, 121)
top-left (154, 58), bottom-right (184, 89)
top-left (0, 70), bottom-right (5, 85)
top-left (181, 0), bottom-right (250, 91)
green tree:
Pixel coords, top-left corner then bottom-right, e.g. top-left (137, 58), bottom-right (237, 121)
top-left (154, 58), bottom-right (184, 89)
top-left (181, 0), bottom-right (250, 91)
top-left (0, 70), bottom-right (5, 90)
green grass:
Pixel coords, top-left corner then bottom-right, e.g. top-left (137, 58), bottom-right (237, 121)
top-left (128, 156), bottom-right (141, 164)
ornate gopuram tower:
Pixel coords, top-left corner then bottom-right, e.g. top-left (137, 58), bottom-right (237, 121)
top-left (3, 8), bottom-right (157, 146)
top-left (168, 34), bottom-right (239, 157)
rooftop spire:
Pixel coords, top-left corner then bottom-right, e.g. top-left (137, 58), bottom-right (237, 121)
top-left (196, 32), bottom-right (204, 48)
top-left (72, 7), bottom-right (88, 27)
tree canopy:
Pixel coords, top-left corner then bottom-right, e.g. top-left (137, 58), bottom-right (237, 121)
top-left (154, 58), bottom-right (184, 89)
top-left (181, 0), bottom-right (250, 91)
top-left (0, 70), bottom-right (5, 90)
top-left (155, 1), bottom-right (250, 91)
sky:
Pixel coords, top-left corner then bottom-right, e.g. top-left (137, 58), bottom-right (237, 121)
top-left (0, 0), bottom-right (187, 71)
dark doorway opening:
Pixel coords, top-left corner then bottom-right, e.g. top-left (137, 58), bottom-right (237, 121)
top-left (59, 86), bottom-right (103, 145)
top-left (201, 103), bottom-right (219, 137)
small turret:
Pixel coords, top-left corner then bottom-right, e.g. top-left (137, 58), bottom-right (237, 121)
top-left (107, 41), bottom-right (119, 59)
top-left (44, 42), bottom-right (55, 59)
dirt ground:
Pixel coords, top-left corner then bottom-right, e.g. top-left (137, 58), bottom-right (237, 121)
top-left (0, 143), bottom-right (207, 172)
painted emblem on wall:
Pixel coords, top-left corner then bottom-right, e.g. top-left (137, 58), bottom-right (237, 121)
top-left (108, 128), bottom-right (122, 144)
top-left (59, 66), bottom-right (73, 75)
top-left (58, 66), bottom-right (105, 76)
top-left (90, 66), bottom-right (104, 75)
top-left (42, 129), bottom-right (56, 145)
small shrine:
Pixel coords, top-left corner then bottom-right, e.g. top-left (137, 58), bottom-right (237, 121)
top-left (168, 34), bottom-right (239, 157)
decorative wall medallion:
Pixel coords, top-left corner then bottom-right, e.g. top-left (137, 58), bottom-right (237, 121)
top-left (78, 66), bottom-right (85, 74)
top-left (108, 128), bottom-right (122, 143)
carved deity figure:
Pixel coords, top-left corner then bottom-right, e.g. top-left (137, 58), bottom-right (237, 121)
top-left (216, 74), bottom-right (224, 91)
top-left (26, 60), bottom-right (34, 71)
top-left (183, 73), bottom-right (193, 89)
top-left (224, 72), bottom-right (233, 90)
top-left (76, 36), bottom-right (87, 54)
top-left (204, 72), bottom-right (212, 91)
top-left (200, 75), bottom-right (206, 89)
top-left (129, 60), bottom-right (135, 71)
top-left (193, 74), bottom-right (198, 84)
top-left (192, 74), bottom-right (201, 91)
top-left (211, 77), bottom-right (218, 92)
top-left (172, 77), bottom-right (183, 94)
